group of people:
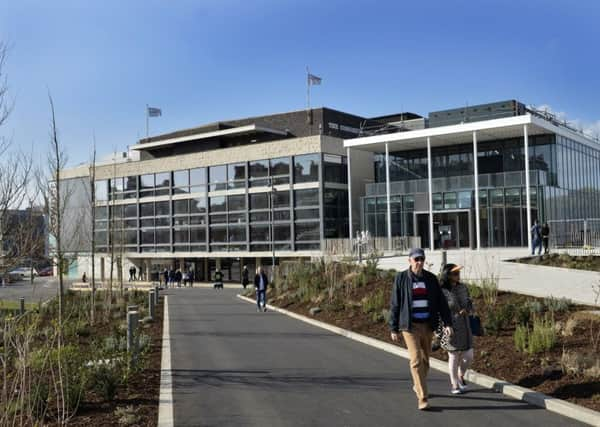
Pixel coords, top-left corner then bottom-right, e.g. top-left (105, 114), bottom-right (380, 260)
top-left (389, 248), bottom-right (475, 410)
top-left (162, 268), bottom-right (194, 288)
top-left (531, 220), bottom-right (551, 255)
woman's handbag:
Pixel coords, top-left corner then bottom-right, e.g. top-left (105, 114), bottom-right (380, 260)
top-left (469, 315), bottom-right (482, 336)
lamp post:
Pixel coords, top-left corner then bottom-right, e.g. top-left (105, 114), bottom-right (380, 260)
top-left (269, 179), bottom-right (277, 282)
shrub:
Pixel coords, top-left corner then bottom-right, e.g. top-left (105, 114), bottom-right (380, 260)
top-left (497, 303), bottom-right (515, 326)
top-left (89, 361), bottom-right (124, 401)
top-left (514, 324), bottom-right (528, 353)
top-left (115, 405), bottom-right (141, 426)
top-left (483, 308), bottom-right (503, 336)
top-left (481, 277), bottom-right (499, 306)
top-left (362, 288), bottom-right (385, 315)
top-left (544, 296), bottom-right (572, 314)
top-left (515, 303), bottom-right (531, 326)
top-left (524, 300), bottom-right (543, 315)
top-left (466, 282), bottom-right (483, 299)
top-left (527, 316), bottom-right (556, 354)
top-left (364, 251), bottom-right (381, 279)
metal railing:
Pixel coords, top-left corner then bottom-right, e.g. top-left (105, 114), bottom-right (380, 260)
top-left (366, 171), bottom-right (543, 196)
top-left (548, 219), bottom-right (600, 253)
top-left (323, 236), bottom-right (421, 257)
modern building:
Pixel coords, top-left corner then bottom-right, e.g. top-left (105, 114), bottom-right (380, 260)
top-left (344, 100), bottom-right (600, 251)
top-left (60, 108), bottom-right (379, 282)
top-left (59, 100), bottom-right (600, 282)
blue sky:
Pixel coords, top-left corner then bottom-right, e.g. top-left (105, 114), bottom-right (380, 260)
top-left (1, 0), bottom-right (600, 167)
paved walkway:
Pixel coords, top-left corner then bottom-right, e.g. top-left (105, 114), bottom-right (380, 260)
top-left (378, 249), bottom-right (600, 306)
top-left (164, 288), bottom-right (583, 426)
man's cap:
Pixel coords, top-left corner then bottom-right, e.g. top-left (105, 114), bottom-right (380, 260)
top-left (408, 248), bottom-right (425, 259)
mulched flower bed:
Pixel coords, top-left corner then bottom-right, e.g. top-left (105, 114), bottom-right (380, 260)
top-left (66, 298), bottom-right (163, 426)
top-left (265, 278), bottom-right (600, 412)
top-left (0, 292), bottom-right (163, 426)
top-left (513, 253), bottom-right (600, 272)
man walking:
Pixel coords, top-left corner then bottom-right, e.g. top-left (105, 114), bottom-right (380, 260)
top-left (254, 266), bottom-right (268, 312)
top-left (389, 248), bottom-right (453, 410)
top-left (531, 220), bottom-right (542, 255)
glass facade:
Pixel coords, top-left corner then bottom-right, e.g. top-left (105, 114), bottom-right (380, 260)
top-left (95, 153), bottom-right (349, 253)
top-left (364, 133), bottom-right (600, 248)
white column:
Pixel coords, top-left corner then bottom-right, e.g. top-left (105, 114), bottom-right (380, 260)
top-left (524, 124), bottom-right (532, 252)
top-left (473, 131), bottom-right (481, 250)
top-left (427, 137), bottom-right (434, 251)
top-left (385, 143), bottom-right (392, 250)
top-left (346, 147), bottom-right (353, 239)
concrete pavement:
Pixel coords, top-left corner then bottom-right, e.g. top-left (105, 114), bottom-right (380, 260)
top-left (378, 249), bottom-right (600, 306)
top-left (165, 288), bottom-right (584, 426)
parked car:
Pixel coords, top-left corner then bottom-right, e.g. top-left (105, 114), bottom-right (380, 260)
top-left (38, 266), bottom-right (53, 277)
top-left (9, 267), bottom-right (39, 280)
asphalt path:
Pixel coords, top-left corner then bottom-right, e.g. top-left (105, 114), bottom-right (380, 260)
top-left (167, 288), bottom-right (584, 427)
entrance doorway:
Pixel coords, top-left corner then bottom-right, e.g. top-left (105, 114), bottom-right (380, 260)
top-left (416, 210), bottom-right (472, 249)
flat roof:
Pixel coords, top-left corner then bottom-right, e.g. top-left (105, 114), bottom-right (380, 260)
top-left (343, 114), bottom-right (600, 152)
top-left (130, 124), bottom-right (288, 151)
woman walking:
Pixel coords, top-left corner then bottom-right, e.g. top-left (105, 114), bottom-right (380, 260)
top-left (440, 263), bottom-right (474, 395)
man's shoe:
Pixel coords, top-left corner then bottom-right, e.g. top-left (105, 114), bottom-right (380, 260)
top-left (450, 387), bottom-right (463, 395)
top-left (263, 307), bottom-right (267, 312)
top-left (418, 399), bottom-right (429, 410)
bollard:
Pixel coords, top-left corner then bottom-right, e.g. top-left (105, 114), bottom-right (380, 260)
top-left (149, 290), bottom-right (155, 321)
top-left (19, 297), bottom-right (25, 315)
top-left (154, 286), bottom-right (159, 305)
top-left (441, 250), bottom-right (447, 270)
top-left (127, 309), bottom-right (139, 355)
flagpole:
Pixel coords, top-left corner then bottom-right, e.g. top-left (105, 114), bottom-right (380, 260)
top-left (145, 104), bottom-right (149, 139)
top-left (306, 66), bottom-right (310, 110)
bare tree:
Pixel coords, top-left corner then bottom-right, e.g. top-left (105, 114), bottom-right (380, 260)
top-left (89, 141), bottom-right (97, 323)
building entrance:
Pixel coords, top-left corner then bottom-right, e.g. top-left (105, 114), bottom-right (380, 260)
top-left (416, 210), bottom-right (472, 250)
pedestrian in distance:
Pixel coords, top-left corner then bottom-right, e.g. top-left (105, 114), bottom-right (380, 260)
top-left (439, 263), bottom-right (474, 395)
top-left (531, 219), bottom-right (542, 256)
top-left (189, 267), bottom-right (195, 287)
top-left (389, 248), bottom-right (453, 410)
top-left (128, 266), bottom-right (134, 282)
top-left (254, 266), bottom-right (268, 312)
top-left (168, 269), bottom-right (176, 288)
top-left (175, 269), bottom-right (182, 288)
top-left (132, 265), bottom-right (137, 281)
top-left (82, 272), bottom-right (87, 283)
top-left (183, 270), bottom-right (190, 287)
top-left (162, 268), bottom-right (169, 288)
top-left (541, 222), bottom-right (550, 255)
top-left (214, 269), bottom-right (224, 290)
top-left (242, 265), bottom-right (250, 289)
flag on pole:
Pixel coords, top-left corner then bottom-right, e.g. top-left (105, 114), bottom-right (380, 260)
top-left (307, 73), bottom-right (322, 86)
top-left (147, 107), bottom-right (162, 117)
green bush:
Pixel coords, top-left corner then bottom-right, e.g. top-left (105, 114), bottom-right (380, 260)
top-left (89, 361), bottom-right (124, 401)
top-left (514, 324), bottom-right (528, 352)
top-left (524, 300), bottom-right (544, 315)
top-left (483, 308), bottom-right (503, 336)
top-left (466, 282), bottom-right (483, 299)
top-left (364, 252), bottom-right (381, 279)
top-left (481, 277), bottom-right (499, 306)
top-left (515, 303), bottom-right (531, 326)
top-left (544, 296), bottom-right (572, 314)
top-left (497, 303), bottom-right (515, 325)
top-left (528, 316), bottom-right (557, 354)
top-left (362, 288), bottom-right (385, 315)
